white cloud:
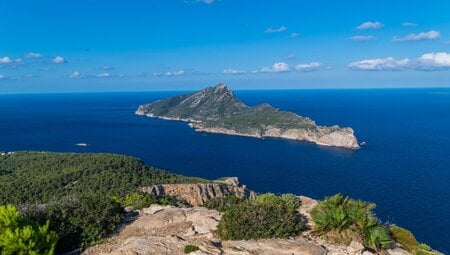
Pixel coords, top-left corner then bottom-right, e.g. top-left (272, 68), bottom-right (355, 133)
top-left (349, 52), bottom-right (450, 71)
top-left (265, 26), bottom-right (287, 33)
top-left (0, 57), bottom-right (12, 64)
top-left (356, 21), bottom-right (383, 30)
top-left (350, 35), bottom-right (375, 41)
top-left (70, 71), bottom-right (81, 79)
top-left (259, 62), bottom-right (290, 73)
top-left (402, 22), bottom-right (417, 27)
top-left (348, 57), bottom-right (411, 71)
top-left (50, 56), bottom-right (66, 64)
top-left (0, 74), bottom-right (6, 80)
top-left (393, 30), bottom-right (440, 42)
top-left (165, 70), bottom-right (185, 76)
top-left (200, 0), bottom-right (214, 3)
top-left (97, 72), bottom-right (111, 78)
top-left (416, 52), bottom-right (450, 70)
top-left (290, 32), bottom-right (299, 38)
top-left (223, 68), bottom-right (246, 75)
top-left (25, 52), bottom-right (42, 58)
top-left (295, 62), bottom-right (322, 72)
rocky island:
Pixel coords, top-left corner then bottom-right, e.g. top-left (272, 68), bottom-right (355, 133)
top-left (136, 84), bottom-right (359, 149)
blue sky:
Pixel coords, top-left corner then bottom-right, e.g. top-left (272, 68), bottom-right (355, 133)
top-left (1, 0), bottom-right (450, 93)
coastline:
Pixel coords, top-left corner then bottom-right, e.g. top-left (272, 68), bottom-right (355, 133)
top-left (136, 110), bottom-right (360, 149)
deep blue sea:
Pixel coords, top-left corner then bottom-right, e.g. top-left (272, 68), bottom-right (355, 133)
top-left (0, 89), bottom-right (449, 252)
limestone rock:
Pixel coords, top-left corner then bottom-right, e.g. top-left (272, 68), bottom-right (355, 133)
top-left (140, 177), bottom-right (256, 206)
top-left (222, 238), bottom-right (327, 255)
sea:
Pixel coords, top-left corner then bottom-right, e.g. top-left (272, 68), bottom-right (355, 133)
top-left (0, 89), bottom-right (449, 252)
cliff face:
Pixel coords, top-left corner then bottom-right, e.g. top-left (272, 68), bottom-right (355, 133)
top-left (136, 84), bottom-right (360, 149)
top-left (140, 177), bottom-right (256, 206)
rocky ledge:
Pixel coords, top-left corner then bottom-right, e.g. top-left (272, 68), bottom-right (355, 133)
top-left (136, 84), bottom-right (360, 149)
top-left (83, 198), bottom-right (410, 255)
top-left (83, 179), bottom-right (418, 255)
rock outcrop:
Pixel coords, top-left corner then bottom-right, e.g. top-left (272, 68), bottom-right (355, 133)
top-left (83, 205), bottom-right (329, 255)
top-left (140, 177), bottom-right (256, 206)
top-left (84, 202), bottom-right (412, 255)
top-left (136, 84), bottom-right (360, 149)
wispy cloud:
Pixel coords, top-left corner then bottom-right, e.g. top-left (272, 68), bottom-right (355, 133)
top-left (97, 72), bottom-right (111, 78)
top-left (223, 68), bottom-right (246, 75)
top-left (50, 56), bottom-right (66, 64)
top-left (0, 74), bottom-right (7, 80)
top-left (349, 52), bottom-right (450, 71)
top-left (295, 62), bottom-right (322, 72)
top-left (349, 57), bottom-right (410, 71)
top-left (165, 70), bottom-right (185, 76)
top-left (402, 22), bottom-right (418, 27)
top-left (260, 62), bottom-right (290, 73)
top-left (265, 26), bottom-right (287, 33)
top-left (290, 32), bottom-right (299, 38)
top-left (356, 21), bottom-right (383, 30)
top-left (25, 52), bottom-right (43, 58)
top-left (350, 35), bottom-right (375, 41)
top-left (70, 71), bottom-right (81, 79)
top-left (393, 30), bottom-right (440, 42)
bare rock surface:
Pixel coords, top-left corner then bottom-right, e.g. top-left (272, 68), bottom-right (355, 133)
top-left (84, 196), bottom-right (412, 255)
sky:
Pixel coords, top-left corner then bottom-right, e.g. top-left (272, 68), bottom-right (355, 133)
top-left (1, 0), bottom-right (450, 93)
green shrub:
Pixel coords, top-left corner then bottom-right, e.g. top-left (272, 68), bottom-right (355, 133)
top-left (390, 225), bottom-right (418, 252)
top-left (184, 244), bottom-right (200, 253)
top-left (123, 193), bottom-right (158, 210)
top-left (415, 243), bottom-right (437, 255)
top-left (204, 195), bottom-right (244, 212)
top-left (217, 193), bottom-right (304, 240)
top-left (27, 194), bottom-right (123, 252)
top-left (311, 194), bottom-right (393, 252)
top-left (0, 205), bottom-right (58, 255)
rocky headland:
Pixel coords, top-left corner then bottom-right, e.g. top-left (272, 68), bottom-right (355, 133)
top-left (83, 178), bottom-right (416, 255)
top-left (136, 84), bottom-right (360, 149)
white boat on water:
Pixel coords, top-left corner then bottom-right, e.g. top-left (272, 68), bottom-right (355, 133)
top-left (75, 143), bottom-right (90, 147)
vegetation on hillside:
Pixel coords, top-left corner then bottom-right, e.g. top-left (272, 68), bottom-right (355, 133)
top-left (0, 152), bottom-right (204, 253)
top-left (390, 225), bottom-right (439, 255)
top-left (217, 193), bottom-right (305, 240)
top-left (0, 205), bottom-right (58, 255)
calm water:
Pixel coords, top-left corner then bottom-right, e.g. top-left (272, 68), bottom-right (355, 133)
top-left (0, 89), bottom-right (449, 252)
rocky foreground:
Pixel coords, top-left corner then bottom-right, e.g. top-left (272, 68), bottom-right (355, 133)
top-left (83, 201), bottom-right (411, 255)
top-left (84, 178), bottom-right (412, 255)
top-left (136, 84), bottom-right (360, 149)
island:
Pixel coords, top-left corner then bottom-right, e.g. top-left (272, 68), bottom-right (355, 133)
top-left (136, 83), bottom-right (360, 149)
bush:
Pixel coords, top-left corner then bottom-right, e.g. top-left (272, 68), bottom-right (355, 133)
top-left (204, 195), bottom-right (244, 212)
top-left (184, 244), bottom-right (199, 253)
top-left (26, 194), bottom-right (123, 252)
top-left (311, 194), bottom-right (393, 252)
top-left (217, 193), bottom-right (305, 240)
top-left (390, 225), bottom-right (418, 252)
top-left (415, 243), bottom-right (437, 255)
top-left (123, 193), bottom-right (158, 210)
top-left (0, 205), bottom-right (58, 255)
